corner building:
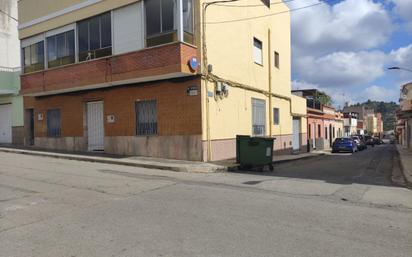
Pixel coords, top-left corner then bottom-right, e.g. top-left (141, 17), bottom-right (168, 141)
top-left (19, 0), bottom-right (307, 161)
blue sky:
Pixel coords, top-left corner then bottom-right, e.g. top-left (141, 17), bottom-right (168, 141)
top-left (287, 0), bottom-right (412, 108)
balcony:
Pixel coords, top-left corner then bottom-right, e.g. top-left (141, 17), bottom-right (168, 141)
top-left (21, 42), bottom-right (198, 96)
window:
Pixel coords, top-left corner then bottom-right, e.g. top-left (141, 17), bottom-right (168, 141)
top-left (145, 0), bottom-right (177, 47)
top-left (77, 12), bottom-right (112, 62)
top-left (274, 51), bottom-right (279, 68)
top-left (253, 38), bottom-right (263, 65)
top-left (47, 30), bottom-right (75, 68)
top-left (273, 108), bottom-right (280, 125)
top-left (252, 98), bottom-right (266, 136)
top-left (317, 124), bottom-right (321, 138)
top-left (183, 0), bottom-right (194, 44)
top-left (23, 41), bottom-right (44, 73)
top-left (325, 127), bottom-right (328, 139)
top-left (136, 100), bottom-right (158, 135)
top-left (47, 109), bottom-right (61, 137)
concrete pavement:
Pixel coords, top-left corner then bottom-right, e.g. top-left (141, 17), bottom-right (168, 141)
top-left (0, 145), bottom-right (411, 257)
top-left (396, 144), bottom-right (412, 187)
top-left (0, 145), bottom-right (325, 173)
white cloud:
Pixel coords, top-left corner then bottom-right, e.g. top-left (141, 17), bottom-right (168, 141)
top-left (390, 43), bottom-right (412, 69)
top-left (391, 0), bottom-right (412, 29)
top-left (294, 51), bottom-right (387, 88)
top-left (360, 85), bottom-right (400, 102)
top-left (288, 0), bottom-right (394, 89)
top-left (288, 0), bottom-right (393, 56)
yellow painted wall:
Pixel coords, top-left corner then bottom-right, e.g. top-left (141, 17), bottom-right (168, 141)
top-left (200, 0), bottom-right (291, 96)
top-left (19, 0), bottom-right (139, 39)
top-left (200, 0), bottom-right (301, 141)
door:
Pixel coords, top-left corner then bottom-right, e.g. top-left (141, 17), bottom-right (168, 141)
top-left (25, 109), bottom-right (34, 145)
top-left (0, 104), bottom-right (12, 143)
top-left (87, 101), bottom-right (104, 151)
top-left (312, 123), bottom-right (316, 149)
top-left (292, 118), bottom-right (301, 151)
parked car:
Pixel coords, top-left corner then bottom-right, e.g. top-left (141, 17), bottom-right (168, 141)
top-left (364, 135), bottom-right (375, 147)
top-left (332, 138), bottom-right (358, 153)
top-left (351, 136), bottom-right (367, 150)
top-left (373, 137), bottom-right (382, 145)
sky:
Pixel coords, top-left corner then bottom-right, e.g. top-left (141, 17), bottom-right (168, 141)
top-left (286, 0), bottom-right (412, 108)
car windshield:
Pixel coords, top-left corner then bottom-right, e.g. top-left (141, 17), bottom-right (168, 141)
top-left (335, 138), bottom-right (351, 143)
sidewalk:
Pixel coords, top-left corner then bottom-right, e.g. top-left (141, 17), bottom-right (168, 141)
top-left (0, 146), bottom-right (225, 173)
top-left (396, 145), bottom-right (412, 186)
top-left (0, 145), bottom-right (325, 173)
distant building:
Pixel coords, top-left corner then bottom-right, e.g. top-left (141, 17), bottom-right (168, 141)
top-left (292, 89), bottom-right (343, 150)
top-left (343, 112), bottom-right (358, 137)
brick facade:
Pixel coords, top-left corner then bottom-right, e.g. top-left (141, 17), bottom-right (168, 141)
top-left (21, 43), bottom-right (198, 95)
top-left (24, 77), bottom-right (203, 160)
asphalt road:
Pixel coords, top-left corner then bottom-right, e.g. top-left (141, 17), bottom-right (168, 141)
top-left (0, 145), bottom-right (411, 257)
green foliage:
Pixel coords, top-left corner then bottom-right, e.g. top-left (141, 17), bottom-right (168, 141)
top-left (348, 100), bottom-right (399, 131)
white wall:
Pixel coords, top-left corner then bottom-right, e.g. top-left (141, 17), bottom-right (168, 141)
top-left (0, 0), bottom-right (20, 68)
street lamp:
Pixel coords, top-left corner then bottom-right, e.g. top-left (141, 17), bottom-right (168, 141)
top-left (387, 66), bottom-right (412, 73)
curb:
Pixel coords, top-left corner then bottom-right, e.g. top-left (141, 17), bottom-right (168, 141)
top-left (228, 153), bottom-right (325, 171)
top-left (395, 147), bottom-right (412, 188)
top-left (0, 148), bottom-right (224, 173)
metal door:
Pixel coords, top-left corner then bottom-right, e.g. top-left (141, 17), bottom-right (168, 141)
top-left (0, 104), bottom-right (12, 143)
top-left (292, 118), bottom-right (300, 151)
top-left (87, 101), bottom-right (104, 151)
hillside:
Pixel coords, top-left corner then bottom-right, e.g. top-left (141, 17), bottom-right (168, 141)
top-left (351, 100), bottom-right (399, 131)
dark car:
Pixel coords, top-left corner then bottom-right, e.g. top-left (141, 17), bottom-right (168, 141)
top-left (373, 137), bottom-right (382, 145)
top-left (364, 135), bottom-right (375, 147)
top-left (332, 138), bottom-right (358, 153)
top-left (351, 136), bottom-right (367, 150)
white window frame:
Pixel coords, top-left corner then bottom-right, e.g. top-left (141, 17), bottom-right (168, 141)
top-left (253, 37), bottom-right (263, 66)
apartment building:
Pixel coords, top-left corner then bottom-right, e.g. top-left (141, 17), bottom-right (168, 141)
top-left (0, 0), bottom-right (24, 144)
top-left (18, 0), bottom-right (307, 161)
top-left (292, 89), bottom-right (343, 150)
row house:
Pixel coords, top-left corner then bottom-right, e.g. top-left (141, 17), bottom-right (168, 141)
top-left (292, 89), bottom-right (343, 150)
top-left (397, 82), bottom-right (412, 149)
top-left (343, 112), bottom-right (358, 137)
top-left (0, 0), bottom-right (24, 145)
top-left (18, 0), bottom-right (307, 161)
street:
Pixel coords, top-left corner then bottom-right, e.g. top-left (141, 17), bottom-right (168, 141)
top-left (0, 145), bottom-right (411, 257)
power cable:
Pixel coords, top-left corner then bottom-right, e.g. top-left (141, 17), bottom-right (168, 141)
top-left (0, 9), bottom-right (18, 22)
top-left (214, 0), bottom-right (298, 7)
top-left (206, 2), bottom-right (323, 24)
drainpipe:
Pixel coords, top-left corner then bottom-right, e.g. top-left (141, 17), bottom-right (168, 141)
top-left (268, 28), bottom-right (273, 137)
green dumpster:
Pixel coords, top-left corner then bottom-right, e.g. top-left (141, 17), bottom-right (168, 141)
top-left (236, 135), bottom-right (275, 171)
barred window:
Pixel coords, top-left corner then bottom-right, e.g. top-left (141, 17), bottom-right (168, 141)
top-left (136, 100), bottom-right (158, 135)
top-left (47, 109), bottom-right (61, 137)
top-left (252, 98), bottom-right (266, 136)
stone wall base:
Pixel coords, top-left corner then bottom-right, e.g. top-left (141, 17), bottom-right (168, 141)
top-left (203, 133), bottom-right (308, 161)
top-left (33, 135), bottom-right (203, 161)
top-left (12, 126), bottom-right (25, 145)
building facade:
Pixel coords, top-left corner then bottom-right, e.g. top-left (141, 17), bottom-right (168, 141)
top-left (292, 89), bottom-right (343, 150)
top-left (18, 0), bottom-right (307, 161)
top-left (0, 0), bottom-right (24, 144)
top-left (397, 82), bottom-right (412, 150)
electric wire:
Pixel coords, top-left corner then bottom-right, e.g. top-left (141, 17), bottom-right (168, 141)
top-left (206, 2), bottom-right (323, 24)
top-left (0, 9), bottom-right (18, 22)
